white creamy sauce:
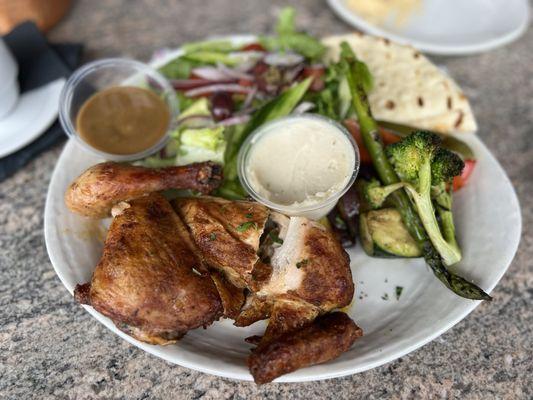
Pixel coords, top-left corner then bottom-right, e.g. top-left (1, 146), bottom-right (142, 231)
top-left (245, 116), bottom-right (355, 208)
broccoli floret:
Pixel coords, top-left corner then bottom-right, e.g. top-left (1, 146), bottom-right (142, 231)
top-left (363, 179), bottom-right (405, 210)
top-left (386, 131), bottom-right (441, 185)
top-left (431, 147), bottom-right (465, 186)
top-left (366, 131), bottom-right (464, 266)
top-left (431, 147), bottom-right (464, 252)
top-left (361, 178), bottom-right (383, 208)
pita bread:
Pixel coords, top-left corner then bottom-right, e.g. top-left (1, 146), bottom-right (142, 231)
top-left (321, 33), bottom-right (477, 134)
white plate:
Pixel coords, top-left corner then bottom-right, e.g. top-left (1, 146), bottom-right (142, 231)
top-left (327, 0), bottom-right (529, 55)
top-left (0, 79), bottom-right (65, 158)
top-left (44, 37), bottom-right (521, 382)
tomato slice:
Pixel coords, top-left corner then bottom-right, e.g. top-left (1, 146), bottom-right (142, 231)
top-left (343, 119), bottom-right (401, 164)
top-left (302, 66), bottom-right (326, 91)
top-left (344, 120), bottom-right (371, 163)
top-left (453, 159), bottom-right (476, 191)
top-left (241, 43), bottom-right (266, 52)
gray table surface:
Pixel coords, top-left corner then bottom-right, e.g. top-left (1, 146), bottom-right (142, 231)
top-left (1, 1), bottom-right (532, 399)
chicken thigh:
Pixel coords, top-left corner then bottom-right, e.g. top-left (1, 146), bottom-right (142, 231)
top-left (74, 193), bottom-right (223, 344)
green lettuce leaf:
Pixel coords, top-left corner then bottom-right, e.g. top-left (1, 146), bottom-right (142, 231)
top-left (179, 97), bottom-right (211, 119)
top-left (177, 126), bottom-right (226, 165)
top-left (259, 7), bottom-right (325, 60)
top-left (182, 39), bottom-right (238, 54)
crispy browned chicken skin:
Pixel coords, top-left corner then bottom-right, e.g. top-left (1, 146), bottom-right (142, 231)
top-left (70, 189), bottom-right (360, 380)
top-left (174, 197), bottom-right (269, 289)
top-left (248, 312), bottom-right (362, 384)
top-left (74, 193), bottom-right (223, 344)
top-left (65, 161), bottom-right (222, 218)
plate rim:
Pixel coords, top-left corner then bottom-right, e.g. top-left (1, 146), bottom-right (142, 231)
top-left (326, 0), bottom-right (530, 55)
top-left (44, 35), bottom-right (522, 382)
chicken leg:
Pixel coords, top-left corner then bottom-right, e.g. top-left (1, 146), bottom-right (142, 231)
top-left (65, 161), bottom-right (222, 218)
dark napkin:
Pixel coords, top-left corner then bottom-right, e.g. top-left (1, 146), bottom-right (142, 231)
top-left (0, 22), bottom-right (83, 182)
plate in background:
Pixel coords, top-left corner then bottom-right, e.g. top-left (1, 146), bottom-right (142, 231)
top-left (0, 78), bottom-right (64, 157)
top-left (44, 37), bottom-right (521, 382)
top-left (327, 0), bottom-right (529, 55)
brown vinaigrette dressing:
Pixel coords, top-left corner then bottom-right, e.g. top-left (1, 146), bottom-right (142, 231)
top-left (76, 86), bottom-right (170, 155)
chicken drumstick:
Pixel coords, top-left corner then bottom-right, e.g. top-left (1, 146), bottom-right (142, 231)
top-left (65, 161), bottom-right (222, 218)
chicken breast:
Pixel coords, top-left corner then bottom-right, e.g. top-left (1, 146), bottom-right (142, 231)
top-left (259, 214), bottom-right (353, 310)
top-left (236, 213), bottom-right (354, 329)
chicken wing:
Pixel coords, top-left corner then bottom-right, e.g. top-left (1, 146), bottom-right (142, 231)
top-left (65, 161), bottom-right (222, 218)
top-left (248, 312), bottom-right (362, 384)
top-left (173, 197), bottom-right (269, 288)
top-left (74, 193), bottom-right (223, 344)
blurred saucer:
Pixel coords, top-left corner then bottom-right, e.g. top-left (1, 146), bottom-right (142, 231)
top-left (0, 78), bottom-right (64, 158)
top-left (327, 0), bottom-right (529, 55)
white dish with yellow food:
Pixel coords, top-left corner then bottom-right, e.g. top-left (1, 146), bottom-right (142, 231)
top-left (327, 0), bottom-right (529, 55)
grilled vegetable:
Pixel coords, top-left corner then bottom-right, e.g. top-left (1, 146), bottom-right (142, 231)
top-left (327, 184), bottom-right (359, 247)
top-left (360, 208), bottom-right (421, 258)
top-left (339, 41), bottom-right (491, 301)
top-left (365, 132), bottom-right (464, 266)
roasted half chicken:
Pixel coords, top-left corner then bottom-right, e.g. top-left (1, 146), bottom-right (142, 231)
top-left (74, 193), bottom-right (223, 344)
top-left (69, 184), bottom-right (360, 383)
top-left (65, 161), bottom-right (222, 218)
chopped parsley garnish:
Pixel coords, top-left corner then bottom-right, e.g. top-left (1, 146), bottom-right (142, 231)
top-left (381, 293), bottom-right (389, 301)
top-left (269, 231), bottom-right (283, 245)
top-left (395, 286), bottom-right (403, 300)
top-left (236, 221), bottom-right (258, 232)
top-left (209, 233), bottom-right (217, 241)
top-left (245, 213), bottom-right (253, 219)
top-left (296, 259), bottom-right (309, 269)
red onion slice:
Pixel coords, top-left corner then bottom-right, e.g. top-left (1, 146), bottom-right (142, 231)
top-left (216, 62), bottom-right (254, 81)
top-left (172, 78), bottom-right (236, 90)
top-left (192, 67), bottom-right (234, 81)
top-left (264, 52), bottom-right (304, 67)
top-left (293, 101), bottom-right (316, 115)
top-left (242, 86), bottom-right (258, 109)
top-left (184, 84), bottom-right (255, 97)
top-left (217, 115), bottom-right (251, 126)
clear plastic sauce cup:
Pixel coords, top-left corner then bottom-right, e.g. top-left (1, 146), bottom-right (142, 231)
top-left (237, 114), bottom-right (360, 220)
top-left (59, 58), bottom-right (178, 161)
